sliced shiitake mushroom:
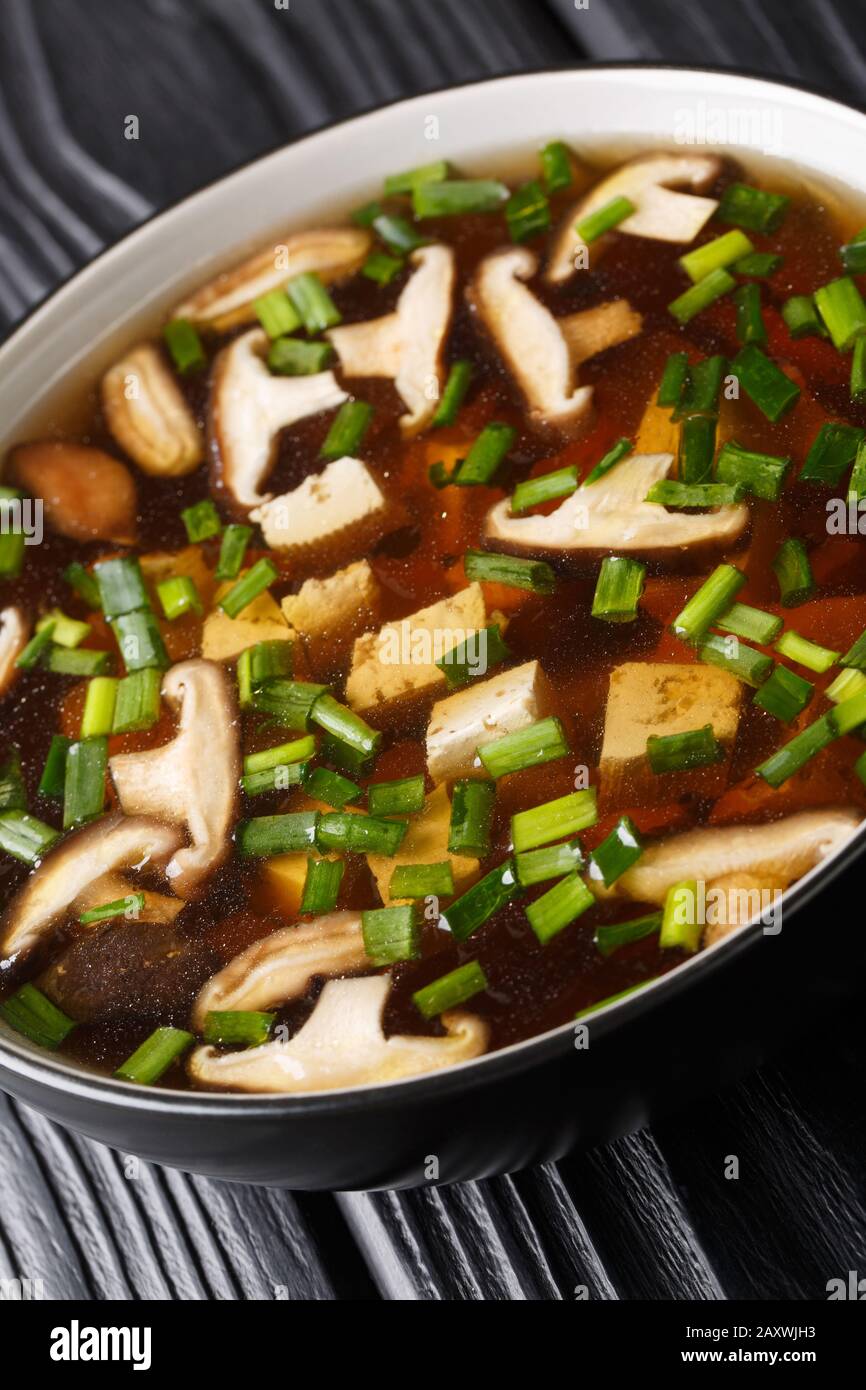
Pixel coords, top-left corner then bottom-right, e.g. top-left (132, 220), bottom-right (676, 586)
top-left (8, 442), bottom-right (138, 545)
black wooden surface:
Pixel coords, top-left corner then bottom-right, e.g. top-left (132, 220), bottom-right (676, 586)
top-left (1, 0), bottom-right (865, 1302)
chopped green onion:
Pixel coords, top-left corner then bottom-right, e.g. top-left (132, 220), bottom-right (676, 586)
top-left (511, 788), bottom-right (597, 853)
top-left (799, 422), bottom-right (864, 486)
top-left (362, 250), bottom-right (404, 285)
top-left (448, 779), bottom-right (495, 856)
top-left (253, 679), bottom-right (328, 730)
top-left (215, 524), bottom-right (253, 582)
top-left (428, 460), bottom-right (457, 489)
top-left (0, 522), bottom-right (24, 578)
top-left (575, 983), bottom-right (649, 1018)
top-left (320, 400), bottom-right (373, 461)
top-left (576, 195), bottom-right (635, 243)
top-left (716, 602), bottom-right (781, 646)
top-left (0, 811), bottom-right (59, 865)
top-left (240, 762), bottom-right (308, 797)
top-left (413, 960), bottom-right (487, 1019)
top-left (772, 538), bottom-right (815, 607)
top-left (439, 858), bottom-right (519, 942)
top-left (756, 713), bottom-right (837, 787)
top-left (730, 344), bottom-right (800, 421)
top-left (236, 811), bottom-right (319, 856)
top-left (587, 815), bottom-right (643, 888)
top-left (432, 360), bottom-right (473, 427)
top-left (180, 499), bottom-right (221, 544)
top-left (244, 640), bottom-right (294, 689)
top-left (300, 856), bottom-right (345, 914)
top-left (115, 1027), bottom-right (194, 1084)
top-left (38, 734), bottom-right (71, 798)
top-left (826, 668), bottom-right (866, 703)
top-left (671, 564), bottom-right (746, 643)
top-left (268, 337), bottom-right (334, 374)
top-left (505, 180), bottom-right (550, 243)
top-left (286, 271), bottom-right (341, 333)
top-left (478, 715), bottom-right (570, 779)
top-left (15, 621), bottom-right (56, 670)
top-left (383, 160), bottom-right (450, 195)
top-left (325, 742), bottom-right (372, 782)
top-left (80, 676), bottom-right (118, 738)
top-left (591, 556), bottom-right (645, 623)
top-left (36, 609), bottom-right (91, 648)
top-left (678, 414), bottom-right (717, 484)
top-left (0, 747), bottom-right (25, 812)
top-left (717, 182), bottom-right (789, 234)
top-left (253, 289), bottom-right (301, 339)
top-left (367, 775), bottom-right (425, 817)
top-left (657, 352), bottom-right (690, 408)
top-left (540, 140), bottom-right (573, 193)
top-left (831, 687), bottom-right (866, 736)
top-left (753, 664), bottom-right (814, 722)
top-left (63, 562), bottom-right (101, 610)
top-left (679, 229), bottom-right (753, 283)
top-left (45, 646), bottom-right (112, 677)
top-left (93, 556), bottom-right (149, 619)
top-left (311, 693), bottom-right (382, 761)
top-left (715, 440), bottom-right (790, 500)
top-left (362, 904), bottom-right (421, 965)
top-left (0, 984), bottom-right (75, 1049)
top-left (514, 839), bottom-right (583, 888)
top-left (582, 437), bottom-right (632, 486)
top-left (841, 628), bottom-right (866, 671)
top-left (244, 735), bottom-right (316, 775)
top-left (316, 811), bottom-right (406, 856)
top-left (63, 737), bottom-right (106, 829)
top-left (814, 276), bottom-right (866, 351)
top-left (303, 765), bottom-right (361, 809)
top-left (453, 421), bottom-right (516, 487)
top-left (668, 268), bottom-right (735, 325)
top-left (372, 213), bottom-right (427, 253)
top-left (851, 336), bottom-right (866, 402)
top-left (156, 575), bottom-right (202, 621)
top-left (659, 880), bottom-right (701, 952)
top-left (526, 871), bottom-right (594, 944)
top-left (840, 227), bottom-right (866, 274)
top-left (390, 861), bottom-right (455, 899)
top-left (219, 558), bottom-right (278, 619)
top-left (511, 465), bottom-right (578, 515)
top-left (79, 892), bottom-right (145, 925)
top-left (673, 355), bottom-right (727, 419)
top-left (782, 294), bottom-right (824, 339)
top-left (733, 252), bottom-right (782, 277)
top-left (413, 179), bottom-right (509, 218)
top-left (112, 610), bottom-right (169, 672)
top-left (733, 281), bottom-right (767, 345)
top-left (594, 911), bottom-right (662, 958)
top-left (112, 668), bottom-right (162, 733)
top-left (163, 318), bottom-right (205, 374)
top-left (774, 630), bottom-right (838, 674)
top-left (463, 549), bottom-right (555, 594)
top-left (202, 1012), bottom-right (275, 1047)
top-left (436, 622), bottom-right (509, 690)
top-left (647, 724), bottom-right (724, 774)
top-left (698, 632), bottom-right (774, 687)
top-left (857, 750), bottom-right (866, 787)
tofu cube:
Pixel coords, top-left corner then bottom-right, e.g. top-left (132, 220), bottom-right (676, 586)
top-left (367, 784), bottom-right (479, 904)
top-left (250, 456), bottom-right (398, 560)
top-left (600, 661), bottom-right (742, 807)
top-left (426, 659), bottom-right (555, 785)
top-left (345, 583), bottom-right (488, 721)
top-left (202, 578), bottom-right (296, 663)
top-left (281, 560), bottom-right (382, 678)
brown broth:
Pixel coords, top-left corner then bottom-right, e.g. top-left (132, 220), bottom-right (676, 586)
top-left (3, 149), bottom-right (866, 1089)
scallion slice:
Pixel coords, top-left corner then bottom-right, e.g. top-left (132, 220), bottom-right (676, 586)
top-left (646, 480), bottom-right (742, 509)
top-left (436, 623), bottom-right (509, 690)
top-left (657, 351), bottom-right (690, 408)
top-left (38, 735), bottom-right (71, 798)
top-left (311, 693), bottom-right (381, 761)
top-left (753, 664), bottom-right (814, 722)
top-left (673, 354), bottom-right (726, 419)
top-left (62, 737), bottom-right (107, 830)
top-left (45, 646), bottom-right (112, 677)
top-left (772, 538), bottom-right (815, 607)
top-left (180, 499), bottom-right (222, 544)
top-left (413, 960), bottom-right (488, 1019)
top-left (511, 788), bottom-right (597, 853)
top-left (0, 748), bottom-right (25, 812)
top-left (112, 610), bottom-right (169, 672)
top-left (115, 1027), bottom-right (194, 1085)
top-left (362, 250), bottom-right (404, 285)
top-left (591, 556), bottom-right (645, 623)
top-left (372, 213), bottom-right (427, 253)
top-left (587, 815), bottom-right (643, 888)
top-left (715, 602), bottom-right (782, 646)
top-left (526, 871), bottom-right (594, 944)
top-left (647, 724), bottom-right (724, 775)
top-left (390, 861), bottom-right (455, 899)
top-left (0, 527), bottom-right (24, 578)
top-left (841, 628), bottom-right (866, 671)
top-left (730, 344), bottom-right (800, 421)
top-left (367, 775), bottom-right (425, 817)
top-left (439, 858), bottom-right (519, 942)
top-left (717, 182), bottom-right (789, 234)
top-left (814, 276), bottom-right (866, 351)
top-left (320, 400), bottom-right (373, 461)
top-left (303, 764), bottom-right (361, 809)
top-left (453, 421), bottom-right (516, 487)
top-left (678, 414), bottom-right (717, 484)
top-left (432, 360), bottom-right (473, 427)
top-left (163, 318), bottom-right (205, 374)
top-left (268, 337), bottom-right (334, 375)
top-left (659, 880), bottom-right (701, 952)
top-left (202, 1011), bottom-right (275, 1047)
top-left (831, 687), bottom-right (866, 736)
top-left (671, 564), bottom-right (746, 643)
top-left (463, 549), bottom-right (555, 594)
top-left (511, 465), bottom-right (578, 515)
top-left (253, 679), bottom-right (328, 730)
top-left (286, 271), bottom-right (341, 333)
top-left (576, 984), bottom-right (648, 1018)
top-left (782, 294), bottom-right (824, 339)
top-left (799, 421), bottom-right (864, 486)
top-left (215, 524), bottom-right (253, 582)
top-left (668, 268), bottom-right (735, 325)
top-left (576, 195), bottom-right (635, 243)
top-left (0, 811), bottom-right (59, 865)
top-left (594, 911), bottom-right (662, 958)
top-left (697, 632), bottom-right (774, 688)
top-left (236, 811), bottom-right (319, 856)
top-left (93, 556), bottom-right (149, 619)
top-left (63, 561), bottom-right (101, 610)
top-left (514, 839), bottom-right (583, 888)
top-left (80, 676), bottom-right (118, 739)
top-left (36, 609), bottom-right (91, 648)
top-left (383, 159), bottom-right (450, 195)
top-left (826, 668), bottom-right (866, 703)
top-left (505, 180), bottom-right (550, 243)
top-left (362, 904), bottom-right (421, 965)
top-left (15, 621), bottom-right (56, 670)
top-left (253, 289), bottom-right (301, 339)
top-left (733, 251), bottom-right (782, 277)
top-left (244, 736), bottom-right (317, 776)
top-left (679, 229), bottom-right (753, 283)
top-left (715, 440), bottom-right (790, 500)
top-left (851, 336), bottom-right (866, 402)
top-left (448, 779), bottom-right (495, 856)
top-left (756, 713), bottom-right (837, 787)
top-left (774, 630), bottom-right (839, 674)
top-left (156, 575), bottom-right (203, 621)
top-left (219, 558), bottom-right (278, 620)
top-left (478, 715), bottom-right (570, 779)
top-left (413, 179), bottom-right (509, 218)
top-left (79, 892), bottom-right (145, 925)
top-left (300, 856), bottom-right (345, 914)
top-left (733, 281), bottom-right (767, 345)
top-left (540, 140), bottom-right (572, 193)
top-left (240, 762), bottom-right (308, 797)
top-left (0, 984), bottom-right (75, 1049)
top-left (316, 811), bottom-right (407, 856)
top-left (582, 437), bottom-right (632, 486)
top-left (112, 668), bottom-right (162, 733)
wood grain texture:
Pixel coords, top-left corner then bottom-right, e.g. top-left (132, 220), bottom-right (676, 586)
top-left (1, 0), bottom-right (865, 1302)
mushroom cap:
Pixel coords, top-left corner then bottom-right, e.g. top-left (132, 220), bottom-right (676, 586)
top-left (109, 659), bottom-right (241, 898)
top-left (8, 442), bottom-right (138, 545)
top-left (209, 328), bottom-right (347, 509)
top-left (484, 451), bottom-right (749, 566)
top-left (191, 911), bottom-right (368, 1031)
top-left (188, 973), bottom-right (489, 1094)
top-left (102, 343), bottom-right (203, 477)
top-left (0, 814), bottom-right (184, 965)
top-left (546, 152), bottom-right (722, 283)
top-left (0, 606), bottom-right (29, 700)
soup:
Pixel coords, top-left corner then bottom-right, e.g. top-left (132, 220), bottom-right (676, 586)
top-left (1, 144), bottom-right (865, 1093)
